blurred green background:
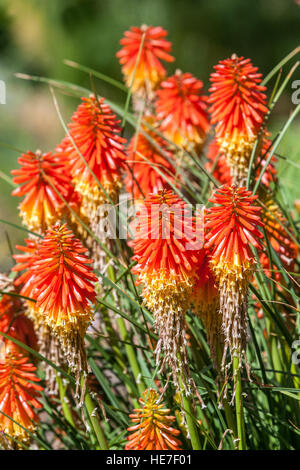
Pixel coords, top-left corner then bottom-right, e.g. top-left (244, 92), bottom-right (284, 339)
top-left (0, 0), bottom-right (300, 270)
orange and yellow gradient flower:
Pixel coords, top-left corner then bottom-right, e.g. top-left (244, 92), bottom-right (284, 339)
top-left (125, 389), bottom-right (182, 450)
top-left (12, 237), bottom-right (69, 394)
top-left (156, 71), bottom-right (210, 151)
top-left (117, 25), bottom-right (174, 100)
top-left (64, 95), bottom-right (127, 216)
top-left (133, 190), bottom-right (202, 393)
top-left (125, 117), bottom-right (177, 200)
top-left (209, 56), bottom-right (268, 184)
top-left (17, 224), bottom-right (97, 374)
top-left (11, 150), bottom-right (73, 232)
top-left (205, 185), bottom-right (264, 374)
top-left (0, 353), bottom-right (43, 447)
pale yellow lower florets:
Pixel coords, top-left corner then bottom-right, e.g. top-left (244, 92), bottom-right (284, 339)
top-left (218, 133), bottom-right (256, 185)
top-left (140, 270), bottom-right (195, 395)
top-left (210, 258), bottom-right (255, 389)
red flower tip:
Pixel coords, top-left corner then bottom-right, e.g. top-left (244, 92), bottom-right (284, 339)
top-left (205, 185), bottom-right (264, 269)
top-left (133, 190), bottom-right (202, 281)
top-left (209, 55), bottom-right (268, 141)
top-left (117, 25), bottom-right (174, 94)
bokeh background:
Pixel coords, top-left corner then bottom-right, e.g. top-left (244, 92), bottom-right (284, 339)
top-left (0, 0), bottom-right (300, 270)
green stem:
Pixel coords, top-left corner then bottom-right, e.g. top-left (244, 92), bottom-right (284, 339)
top-left (57, 375), bottom-right (75, 427)
top-left (181, 390), bottom-right (202, 450)
top-left (107, 263), bottom-right (146, 396)
top-left (233, 355), bottom-right (246, 450)
top-left (223, 399), bottom-right (237, 438)
top-left (216, 344), bottom-right (237, 440)
top-left (82, 376), bottom-right (109, 450)
top-left (178, 369), bottom-right (201, 450)
top-left (117, 316), bottom-right (146, 396)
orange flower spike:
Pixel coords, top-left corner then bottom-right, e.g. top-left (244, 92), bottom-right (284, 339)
top-left (117, 25), bottom-right (174, 96)
top-left (0, 353), bottom-right (43, 446)
top-left (133, 190), bottom-right (202, 393)
top-left (205, 185), bottom-right (264, 374)
top-left (206, 186), bottom-right (264, 270)
top-left (133, 190), bottom-right (200, 284)
top-left (125, 117), bottom-right (177, 199)
top-left (209, 55), bottom-right (268, 183)
top-left (11, 150), bottom-right (73, 232)
top-left (18, 224), bottom-right (97, 372)
top-left (125, 389), bottom-right (182, 450)
top-left (156, 71), bottom-right (210, 150)
top-left (64, 95), bottom-right (126, 212)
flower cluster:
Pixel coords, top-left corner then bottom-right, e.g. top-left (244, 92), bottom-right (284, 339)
top-left (3, 23), bottom-right (298, 451)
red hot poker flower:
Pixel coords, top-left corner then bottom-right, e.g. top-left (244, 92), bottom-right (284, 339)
top-left (133, 190), bottom-right (201, 284)
top-left (12, 237), bottom-right (68, 394)
top-left (133, 190), bottom-right (203, 394)
top-left (205, 185), bottom-right (264, 376)
top-left (19, 224), bottom-right (97, 373)
top-left (11, 150), bottom-right (73, 232)
top-left (117, 25), bottom-right (174, 96)
top-left (125, 389), bottom-right (182, 450)
top-left (0, 353), bottom-right (43, 446)
top-left (208, 55), bottom-right (268, 183)
top-left (205, 185), bottom-right (264, 273)
top-left (156, 71), bottom-right (210, 150)
top-left (64, 96), bottom-right (127, 213)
